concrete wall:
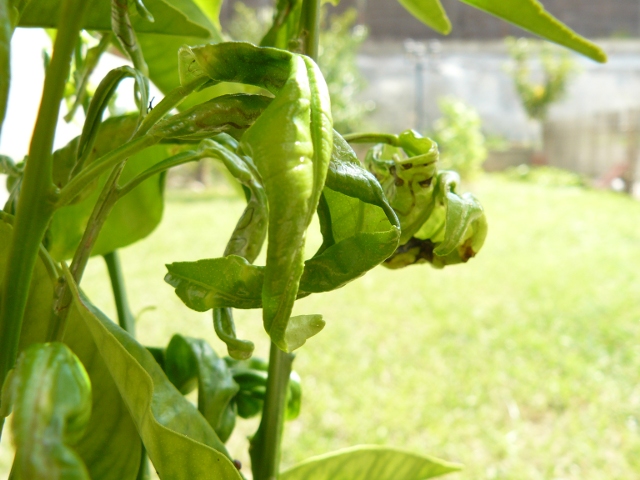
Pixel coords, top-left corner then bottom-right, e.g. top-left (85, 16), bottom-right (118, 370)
top-left (355, 39), bottom-right (640, 145)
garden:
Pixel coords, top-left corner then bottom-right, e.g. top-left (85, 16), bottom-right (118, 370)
top-left (1, 0), bottom-right (638, 479)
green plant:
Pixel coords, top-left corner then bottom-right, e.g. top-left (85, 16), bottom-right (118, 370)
top-left (506, 36), bottom-right (578, 121)
top-left (0, 1), bottom-right (606, 480)
top-left (431, 97), bottom-right (487, 180)
top-left (226, 3), bottom-right (372, 133)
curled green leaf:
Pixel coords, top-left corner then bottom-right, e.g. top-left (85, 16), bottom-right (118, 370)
top-left (214, 308), bottom-right (255, 360)
top-left (69, 66), bottom-right (149, 185)
top-left (2, 342), bottom-right (92, 480)
top-left (227, 358), bottom-right (301, 420)
top-left (64, 33), bottom-right (113, 123)
top-left (151, 93), bottom-right (272, 141)
top-left (360, 129), bottom-right (487, 269)
top-left (165, 132), bottom-right (401, 314)
top-left (178, 42), bottom-right (333, 352)
top-left (384, 171), bottom-right (487, 269)
top-left (164, 334), bottom-right (240, 443)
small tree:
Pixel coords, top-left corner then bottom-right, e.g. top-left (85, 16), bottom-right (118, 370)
top-left (0, 1), bottom-right (606, 479)
top-left (506, 36), bottom-right (578, 122)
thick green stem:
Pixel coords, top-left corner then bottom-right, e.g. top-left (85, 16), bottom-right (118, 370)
top-left (250, 344), bottom-right (294, 480)
top-left (103, 250), bottom-right (135, 334)
top-left (299, 0), bottom-right (321, 60)
top-left (0, 0), bottom-right (91, 441)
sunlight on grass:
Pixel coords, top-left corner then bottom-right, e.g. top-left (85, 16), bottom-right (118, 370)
top-left (1, 176), bottom-right (639, 479)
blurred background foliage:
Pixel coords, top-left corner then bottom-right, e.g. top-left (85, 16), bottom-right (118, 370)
top-left (430, 97), bottom-right (488, 180)
top-left (505, 37), bottom-right (578, 122)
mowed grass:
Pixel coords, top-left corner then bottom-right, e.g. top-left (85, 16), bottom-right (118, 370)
top-left (2, 175), bottom-right (640, 479)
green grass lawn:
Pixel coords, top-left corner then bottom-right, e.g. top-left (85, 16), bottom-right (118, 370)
top-left (2, 175), bottom-right (640, 479)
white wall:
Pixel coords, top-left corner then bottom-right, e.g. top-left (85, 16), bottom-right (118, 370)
top-left (357, 39), bottom-right (640, 144)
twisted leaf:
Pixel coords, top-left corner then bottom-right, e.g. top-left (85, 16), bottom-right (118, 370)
top-left (164, 334), bottom-right (240, 443)
top-left (1, 213), bottom-right (142, 480)
top-left (359, 129), bottom-right (487, 268)
top-left (177, 42), bottom-right (333, 352)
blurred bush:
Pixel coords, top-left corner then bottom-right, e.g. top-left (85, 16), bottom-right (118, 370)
top-left (431, 97), bottom-right (487, 180)
top-left (506, 37), bottom-right (578, 121)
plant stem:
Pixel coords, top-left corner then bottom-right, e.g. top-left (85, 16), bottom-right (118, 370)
top-left (103, 250), bottom-right (136, 334)
top-left (57, 134), bottom-right (159, 207)
top-left (299, 0), bottom-right (321, 60)
top-left (103, 249), bottom-right (150, 480)
top-left (50, 164), bottom-right (124, 341)
top-left (248, 1), bottom-right (322, 476)
top-left (0, 0), bottom-right (91, 441)
top-left (57, 76), bottom-right (209, 207)
top-left (136, 76), bottom-right (209, 137)
top-left (51, 77), bottom-right (209, 339)
top-left (249, 345), bottom-right (294, 480)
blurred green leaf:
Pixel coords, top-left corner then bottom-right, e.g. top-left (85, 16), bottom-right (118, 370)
top-left (229, 360), bottom-right (300, 420)
top-left (164, 334), bottom-right (239, 443)
top-left (458, 0), bottom-right (606, 62)
top-left (259, 0), bottom-right (303, 49)
top-left (64, 268), bottom-right (243, 479)
top-left (48, 115), bottom-right (170, 261)
top-left (0, 0), bottom-right (11, 141)
top-left (397, 0), bottom-right (451, 35)
top-left (280, 445), bottom-right (461, 480)
top-left (2, 342), bottom-right (92, 480)
top-left (18, 0), bottom-right (211, 37)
